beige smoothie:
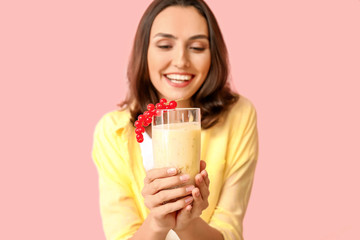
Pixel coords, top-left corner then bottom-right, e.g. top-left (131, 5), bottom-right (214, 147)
top-left (152, 121), bottom-right (201, 186)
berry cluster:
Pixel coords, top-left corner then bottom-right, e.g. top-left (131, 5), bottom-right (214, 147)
top-left (135, 98), bottom-right (177, 143)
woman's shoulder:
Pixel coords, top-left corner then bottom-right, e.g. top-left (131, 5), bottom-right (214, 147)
top-left (94, 108), bottom-right (131, 134)
top-left (227, 94), bottom-right (257, 120)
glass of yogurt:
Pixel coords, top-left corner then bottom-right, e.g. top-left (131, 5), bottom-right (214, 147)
top-left (152, 108), bottom-right (201, 186)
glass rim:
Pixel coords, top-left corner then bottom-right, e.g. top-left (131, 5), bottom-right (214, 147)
top-left (156, 108), bottom-right (200, 111)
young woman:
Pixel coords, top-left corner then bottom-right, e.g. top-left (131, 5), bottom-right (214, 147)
top-left (92, 0), bottom-right (258, 239)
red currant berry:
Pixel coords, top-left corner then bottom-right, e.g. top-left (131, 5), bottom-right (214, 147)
top-left (135, 127), bottom-right (145, 134)
top-left (145, 117), bottom-right (152, 125)
top-left (144, 111), bottom-right (151, 118)
top-left (138, 114), bottom-right (145, 122)
top-left (156, 103), bottom-right (164, 109)
top-left (136, 133), bottom-right (143, 140)
top-left (155, 109), bottom-right (162, 116)
top-left (150, 109), bottom-right (156, 115)
top-left (137, 137), bottom-right (144, 143)
top-left (147, 104), bottom-right (155, 111)
top-left (134, 120), bottom-right (142, 128)
top-left (165, 105), bottom-right (170, 109)
top-left (139, 126), bottom-right (145, 133)
top-left (143, 121), bottom-right (150, 127)
top-left (169, 101), bottom-right (177, 109)
top-left (160, 98), bottom-right (167, 104)
top-left (148, 110), bottom-right (155, 117)
top-left (135, 128), bottom-right (142, 135)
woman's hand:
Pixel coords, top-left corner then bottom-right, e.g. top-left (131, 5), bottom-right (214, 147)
top-left (174, 160), bottom-right (210, 231)
top-left (141, 167), bottom-right (195, 234)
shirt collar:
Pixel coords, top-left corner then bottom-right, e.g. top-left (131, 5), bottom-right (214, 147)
top-left (113, 109), bottom-right (132, 134)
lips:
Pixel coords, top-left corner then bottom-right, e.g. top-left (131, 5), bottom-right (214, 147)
top-left (164, 73), bottom-right (194, 88)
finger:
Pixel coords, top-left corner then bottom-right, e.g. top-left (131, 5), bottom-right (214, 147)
top-left (155, 196), bottom-right (193, 216)
top-left (192, 187), bottom-right (202, 200)
top-left (200, 160), bottom-right (206, 172)
top-left (191, 187), bottom-right (209, 216)
top-left (201, 169), bottom-right (210, 187)
top-left (145, 174), bottom-right (191, 195)
top-left (186, 204), bottom-right (192, 213)
top-left (181, 204), bottom-right (192, 217)
top-left (144, 167), bottom-right (178, 184)
top-left (147, 184), bottom-right (194, 207)
top-left (195, 173), bottom-right (210, 200)
top-left (176, 203), bottom-right (192, 221)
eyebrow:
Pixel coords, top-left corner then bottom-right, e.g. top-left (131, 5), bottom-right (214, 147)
top-left (153, 33), bottom-right (209, 40)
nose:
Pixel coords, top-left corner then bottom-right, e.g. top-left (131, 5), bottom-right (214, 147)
top-left (173, 47), bottom-right (190, 68)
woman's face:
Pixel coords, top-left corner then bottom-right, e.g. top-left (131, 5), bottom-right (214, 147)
top-left (147, 6), bottom-right (211, 107)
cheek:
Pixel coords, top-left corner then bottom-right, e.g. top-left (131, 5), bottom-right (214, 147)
top-left (192, 54), bottom-right (211, 74)
top-left (147, 51), bottom-right (156, 72)
top-left (148, 58), bottom-right (170, 79)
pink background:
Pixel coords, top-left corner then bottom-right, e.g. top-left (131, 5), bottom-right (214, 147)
top-left (1, 0), bottom-right (359, 239)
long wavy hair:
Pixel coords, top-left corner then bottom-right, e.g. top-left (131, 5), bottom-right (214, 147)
top-left (120, 0), bottom-right (239, 129)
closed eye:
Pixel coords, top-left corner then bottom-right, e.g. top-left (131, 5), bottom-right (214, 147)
top-left (158, 45), bottom-right (172, 49)
top-left (190, 47), bottom-right (205, 51)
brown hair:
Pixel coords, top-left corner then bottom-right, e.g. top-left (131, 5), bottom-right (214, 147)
top-left (120, 0), bottom-right (239, 129)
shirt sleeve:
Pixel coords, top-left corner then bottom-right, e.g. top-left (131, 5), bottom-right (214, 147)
top-left (209, 101), bottom-right (259, 240)
top-left (92, 113), bottom-right (142, 240)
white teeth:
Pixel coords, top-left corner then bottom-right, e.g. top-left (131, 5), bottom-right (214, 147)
top-left (170, 79), bottom-right (184, 83)
top-left (165, 74), bottom-right (192, 81)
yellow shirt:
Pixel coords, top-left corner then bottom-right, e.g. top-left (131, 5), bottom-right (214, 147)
top-left (92, 95), bottom-right (259, 240)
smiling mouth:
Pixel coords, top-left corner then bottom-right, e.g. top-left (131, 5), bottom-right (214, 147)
top-left (164, 73), bottom-right (194, 84)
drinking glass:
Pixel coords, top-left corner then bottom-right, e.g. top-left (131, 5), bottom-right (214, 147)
top-left (152, 108), bottom-right (201, 186)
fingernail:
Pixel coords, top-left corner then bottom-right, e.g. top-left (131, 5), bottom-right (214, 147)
top-left (180, 174), bottom-right (190, 182)
top-left (167, 168), bottom-right (177, 174)
top-left (185, 196), bottom-right (193, 203)
top-left (195, 190), bottom-right (200, 197)
top-left (186, 185), bottom-right (195, 192)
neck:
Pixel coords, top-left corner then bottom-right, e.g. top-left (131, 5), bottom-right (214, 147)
top-left (175, 99), bottom-right (191, 108)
